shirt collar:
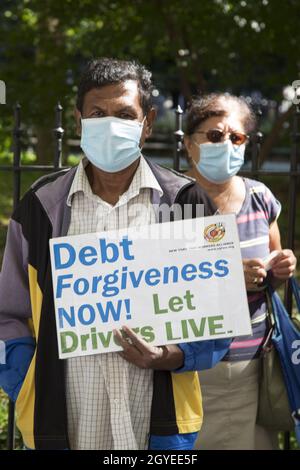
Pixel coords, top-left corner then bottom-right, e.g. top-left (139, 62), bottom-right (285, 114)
top-left (67, 155), bottom-right (163, 207)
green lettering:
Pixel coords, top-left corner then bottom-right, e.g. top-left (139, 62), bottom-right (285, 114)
top-left (61, 331), bottom-right (78, 354)
top-left (165, 322), bottom-right (181, 341)
top-left (208, 315), bottom-right (225, 335)
top-left (153, 293), bottom-right (168, 314)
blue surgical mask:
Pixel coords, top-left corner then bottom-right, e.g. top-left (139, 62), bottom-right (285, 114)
top-left (80, 116), bottom-right (144, 172)
top-left (195, 140), bottom-right (245, 183)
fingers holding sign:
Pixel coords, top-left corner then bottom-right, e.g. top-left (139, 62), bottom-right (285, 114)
top-left (113, 326), bottom-right (184, 370)
top-left (113, 326), bottom-right (165, 369)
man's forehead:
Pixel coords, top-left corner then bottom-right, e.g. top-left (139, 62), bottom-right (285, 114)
top-left (84, 80), bottom-right (140, 104)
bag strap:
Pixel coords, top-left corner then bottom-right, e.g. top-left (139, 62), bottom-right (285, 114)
top-left (263, 288), bottom-right (276, 350)
top-left (291, 277), bottom-right (300, 313)
top-left (265, 288), bottom-right (275, 329)
top-left (267, 277), bottom-right (300, 335)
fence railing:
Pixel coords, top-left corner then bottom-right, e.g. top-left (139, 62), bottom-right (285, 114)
top-left (0, 102), bottom-right (299, 450)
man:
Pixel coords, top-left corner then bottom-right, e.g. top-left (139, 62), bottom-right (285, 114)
top-left (0, 58), bottom-right (231, 450)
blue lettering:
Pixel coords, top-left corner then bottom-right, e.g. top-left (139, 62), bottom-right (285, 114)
top-left (129, 269), bottom-right (144, 288)
top-left (78, 246), bottom-right (97, 266)
top-left (119, 237), bottom-right (134, 260)
top-left (53, 243), bottom-right (75, 270)
top-left (78, 304), bottom-right (95, 325)
top-left (74, 278), bottom-right (90, 295)
top-left (214, 259), bottom-right (229, 277)
top-left (99, 238), bottom-right (119, 263)
top-left (96, 300), bottom-right (123, 323)
top-left (56, 274), bottom-right (73, 298)
top-left (198, 261), bottom-right (213, 279)
top-left (181, 263), bottom-right (197, 281)
top-left (58, 306), bottom-right (75, 328)
top-left (145, 268), bottom-right (161, 286)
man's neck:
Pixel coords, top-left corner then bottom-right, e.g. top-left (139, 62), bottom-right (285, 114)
top-left (85, 158), bottom-right (141, 206)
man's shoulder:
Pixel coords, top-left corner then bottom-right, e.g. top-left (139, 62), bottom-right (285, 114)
top-left (146, 159), bottom-right (195, 184)
top-left (30, 166), bottom-right (76, 192)
top-left (13, 166), bottom-right (77, 221)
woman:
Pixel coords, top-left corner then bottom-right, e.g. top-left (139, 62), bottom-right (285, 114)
top-left (184, 93), bottom-right (297, 450)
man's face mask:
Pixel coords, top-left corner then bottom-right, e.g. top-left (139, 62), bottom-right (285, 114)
top-left (80, 116), bottom-right (145, 172)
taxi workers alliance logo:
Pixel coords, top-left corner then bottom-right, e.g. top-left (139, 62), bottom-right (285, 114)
top-left (204, 222), bottom-right (225, 243)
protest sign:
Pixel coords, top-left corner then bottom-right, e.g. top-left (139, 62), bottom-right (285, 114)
top-left (49, 214), bottom-right (252, 359)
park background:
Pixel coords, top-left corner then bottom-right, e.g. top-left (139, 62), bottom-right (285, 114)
top-left (0, 0), bottom-right (299, 450)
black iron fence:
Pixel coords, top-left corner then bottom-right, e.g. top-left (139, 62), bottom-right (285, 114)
top-left (0, 102), bottom-right (299, 450)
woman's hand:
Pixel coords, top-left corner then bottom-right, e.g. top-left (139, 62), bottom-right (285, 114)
top-left (243, 258), bottom-right (267, 291)
top-left (270, 249), bottom-right (297, 280)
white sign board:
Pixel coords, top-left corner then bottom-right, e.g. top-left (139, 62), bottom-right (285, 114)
top-left (50, 214), bottom-right (252, 359)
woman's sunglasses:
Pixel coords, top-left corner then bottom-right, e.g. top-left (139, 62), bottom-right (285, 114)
top-left (195, 128), bottom-right (248, 146)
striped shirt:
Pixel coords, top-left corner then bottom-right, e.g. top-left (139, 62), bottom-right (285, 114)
top-left (223, 177), bottom-right (281, 361)
top-left (65, 156), bottom-right (163, 449)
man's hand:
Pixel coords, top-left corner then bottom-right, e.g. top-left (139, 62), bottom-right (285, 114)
top-left (113, 326), bottom-right (184, 370)
top-left (243, 258), bottom-right (267, 291)
top-left (270, 249), bottom-right (297, 280)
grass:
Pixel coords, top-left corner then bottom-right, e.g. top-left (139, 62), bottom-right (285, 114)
top-left (0, 160), bottom-right (299, 450)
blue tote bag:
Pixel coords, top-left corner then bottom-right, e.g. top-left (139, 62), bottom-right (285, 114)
top-left (270, 277), bottom-right (300, 444)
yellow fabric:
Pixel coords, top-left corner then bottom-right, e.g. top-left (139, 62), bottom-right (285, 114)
top-left (15, 264), bottom-right (43, 450)
top-left (15, 353), bottom-right (37, 449)
top-left (171, 371), bottom-right (203, 434)
top-left (27, 264), bottom-right (43, 337)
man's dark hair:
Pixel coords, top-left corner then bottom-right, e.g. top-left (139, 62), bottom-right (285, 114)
top-left (76, 57), bottom-right (153, 115)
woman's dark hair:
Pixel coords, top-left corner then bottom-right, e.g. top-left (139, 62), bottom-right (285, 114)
top-left (76, 57), bottom-right (153, 115)
top-left (185, 93), bottom-right (256, 135)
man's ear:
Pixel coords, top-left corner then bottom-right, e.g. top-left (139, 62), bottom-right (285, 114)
top-left (140, 108), bottom-right (156, 148)
top-left (75, 108), bottom-right (82, 136)
top-left (144, 108), bottom-right (156, 139)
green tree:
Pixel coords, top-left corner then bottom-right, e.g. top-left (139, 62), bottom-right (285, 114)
top-left (0, 0), bottom-right (299, 162)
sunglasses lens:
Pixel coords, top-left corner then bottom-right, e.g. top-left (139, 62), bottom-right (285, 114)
top-left (230, 133), bottom-right (246, 145)
top-left (207, 129), bottom-right (223, 143)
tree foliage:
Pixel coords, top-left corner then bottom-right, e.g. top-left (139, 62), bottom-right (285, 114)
top-left (0, 0), bottom-right (299, 160)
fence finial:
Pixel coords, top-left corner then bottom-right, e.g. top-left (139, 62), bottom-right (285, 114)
top-left (173, 105), bottom-right (184, 171)
top-left (53, 101), bottom-right (64, 169)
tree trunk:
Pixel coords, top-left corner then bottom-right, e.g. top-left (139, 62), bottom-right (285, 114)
top-left (35, 126), bottom-right (54, 164)
top-left (259, 106), bottom-right (294, 163)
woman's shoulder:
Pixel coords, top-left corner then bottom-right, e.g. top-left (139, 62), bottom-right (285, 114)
top-left (242, 177), bottom-right (281, 222)
top-left (242, 177), bottom-right (270, 196)
top-left (178, 180), bottom-right (217, 216)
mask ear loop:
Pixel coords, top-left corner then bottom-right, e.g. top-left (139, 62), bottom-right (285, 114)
top-left (185, 138), bottom-right (200, 169)
top-left (191, 138), bottom-right (200, 148)
top-left (138, 116), bottom-right (147, 151)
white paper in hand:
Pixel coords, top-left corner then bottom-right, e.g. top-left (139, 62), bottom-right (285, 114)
top-left (263, 250), bottom-right (280, 271)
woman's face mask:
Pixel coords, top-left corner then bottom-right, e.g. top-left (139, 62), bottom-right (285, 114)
top-left (193, 139), bottom-right (246, 183)
top-left (80, 116), bottom-right (145, 172)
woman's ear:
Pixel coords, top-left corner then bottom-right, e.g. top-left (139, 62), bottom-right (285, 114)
top-left (184, 135), bottom-right (193, 155)
top-left (74, 108), bottom-right (82, 136)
